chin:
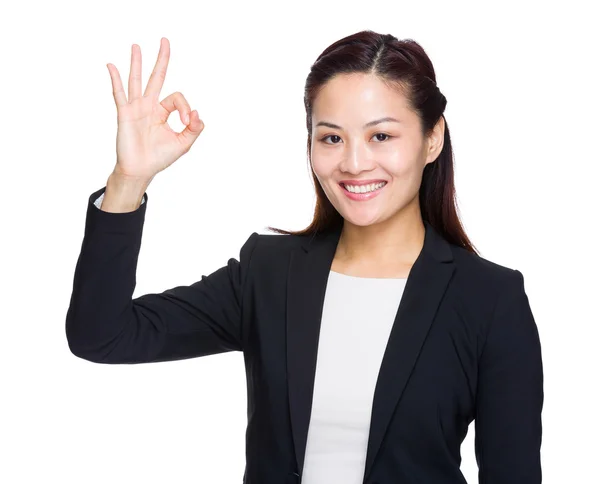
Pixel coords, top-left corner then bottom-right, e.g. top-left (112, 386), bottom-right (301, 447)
top-left (340, 212), bottom-right (383, 228)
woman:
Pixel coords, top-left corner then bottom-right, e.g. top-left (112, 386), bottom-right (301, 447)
top-left (66, 31), bottom-right (544, 484)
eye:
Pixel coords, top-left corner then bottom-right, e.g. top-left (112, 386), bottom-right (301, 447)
top-left (373, 133), bottom-right (391, 142)
top-left (319, 133), bottom-right (393, 144)
top-left (321, 134), bottom-right (342, 144)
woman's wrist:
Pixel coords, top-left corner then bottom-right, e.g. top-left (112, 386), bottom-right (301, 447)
top-left (100, 171), bottom-right (151, 213)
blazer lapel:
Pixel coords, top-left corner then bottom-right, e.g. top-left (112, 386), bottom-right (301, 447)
top-left (286, 221), bottom-right (456, 479)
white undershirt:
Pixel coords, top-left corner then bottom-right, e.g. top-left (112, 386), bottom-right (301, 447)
top-left (301, 271), bottom-right (407, 484)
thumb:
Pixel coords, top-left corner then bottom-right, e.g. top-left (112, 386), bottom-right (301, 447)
top-left (177, 110), bottom-right (204, 150)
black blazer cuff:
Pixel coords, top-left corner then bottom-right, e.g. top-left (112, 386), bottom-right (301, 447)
top-left (85, 186), bottom-right (148, 235)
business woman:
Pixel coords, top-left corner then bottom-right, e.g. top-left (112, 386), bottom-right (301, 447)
top-left (66, 32), bottom-right (544, 484)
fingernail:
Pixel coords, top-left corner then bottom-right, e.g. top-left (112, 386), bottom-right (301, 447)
top-left (185, 113), bottom-right (190, 124)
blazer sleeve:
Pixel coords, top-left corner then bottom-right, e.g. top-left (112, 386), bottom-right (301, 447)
top-left (474, 269), bottom-right (544, 483)
top-left (93, 190), bottom-right (146, 209)
top-left (65, 186), bottom-right (259, 364)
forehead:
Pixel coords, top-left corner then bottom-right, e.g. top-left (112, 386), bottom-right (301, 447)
top-left (313, 73), bottom-right (411, 119)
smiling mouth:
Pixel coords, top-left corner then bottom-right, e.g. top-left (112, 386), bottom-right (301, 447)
top-left (339, 181), bottom-right (388, 193)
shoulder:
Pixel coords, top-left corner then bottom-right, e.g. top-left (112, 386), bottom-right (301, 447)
top-left (447, 243), bottom-right (525, 299)
top-left (252, 232), bottom-right (308, 254)
top-left (240, 232), bottom-right (308, 269)
top-left (248, 231), bottom-right (525, 292)
top-left (443, 244), bottom-right (531, 343)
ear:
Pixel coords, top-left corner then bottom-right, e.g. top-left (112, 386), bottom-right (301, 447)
top-left (425, 115), bottom-right (445, 165)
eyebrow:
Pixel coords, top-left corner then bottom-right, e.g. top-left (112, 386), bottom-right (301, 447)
top-left (315, 116), bottom-right (402, 130)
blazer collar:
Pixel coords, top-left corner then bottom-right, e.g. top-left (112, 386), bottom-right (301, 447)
top-left (286, 220), bottom-right (456, 480)
top-left (300, 220), bottom-right (453, 262)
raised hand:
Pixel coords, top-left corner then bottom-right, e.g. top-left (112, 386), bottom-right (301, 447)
top-left (107, 37), bottom-right (204, 183)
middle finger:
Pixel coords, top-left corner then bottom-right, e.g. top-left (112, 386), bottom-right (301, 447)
top-left (128, 44), bottom-right (142, 102)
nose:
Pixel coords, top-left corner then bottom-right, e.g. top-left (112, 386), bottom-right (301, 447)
top-left (339, 140), bottom-right (376, 174)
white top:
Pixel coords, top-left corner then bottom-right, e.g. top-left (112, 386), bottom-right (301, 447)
top-left (301, 271), bottom-right (406, 484)
top-left (94, 192), bottom-right (406, 483)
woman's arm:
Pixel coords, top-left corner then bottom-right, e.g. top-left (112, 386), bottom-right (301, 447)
top-left (474, 269), bottom-right (544, 483)
top-left (65, 186), bottom-right (259, 364)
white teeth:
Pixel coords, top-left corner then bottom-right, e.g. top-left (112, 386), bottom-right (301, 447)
top-left (343, 181), bottom-right (386, 193)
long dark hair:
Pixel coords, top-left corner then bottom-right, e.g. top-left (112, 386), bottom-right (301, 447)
top-left (266, 30), bottom-right (478, 255)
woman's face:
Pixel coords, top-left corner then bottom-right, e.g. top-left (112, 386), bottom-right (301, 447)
top-left (310, 72), bottom-right (444, 228)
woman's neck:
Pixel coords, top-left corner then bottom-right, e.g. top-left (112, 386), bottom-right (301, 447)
top-left (334, 217), bottom-right (426, 269)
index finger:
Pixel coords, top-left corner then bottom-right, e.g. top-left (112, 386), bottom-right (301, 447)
top-left (143, 37), bottom-right (170, 99)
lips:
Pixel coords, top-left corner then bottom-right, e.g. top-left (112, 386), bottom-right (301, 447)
top-left (339, 180), bottom-right (387, 201)
top-left (339, 179), bottom-right (387, 186)
top-left (339, 181), bottom-right (387, 192)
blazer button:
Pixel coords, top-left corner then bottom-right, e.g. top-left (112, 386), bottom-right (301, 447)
top-left (286, 471), bottom-right (300, 484)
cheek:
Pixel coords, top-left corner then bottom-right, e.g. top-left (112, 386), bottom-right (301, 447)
top-left (395, 166), bottom-right (423, 189)
top-left (310, 157), bottom-right (330, 180)
top-left (381, 156), bottom-right (414, 179)
top-left (380, 145), bottom-right (422, 175)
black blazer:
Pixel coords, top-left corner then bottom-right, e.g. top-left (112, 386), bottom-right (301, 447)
top-left (66, 186), bottom-right (544, 484)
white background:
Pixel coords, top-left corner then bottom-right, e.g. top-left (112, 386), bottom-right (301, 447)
top-left (1, 0), bottom-right (598, 482)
